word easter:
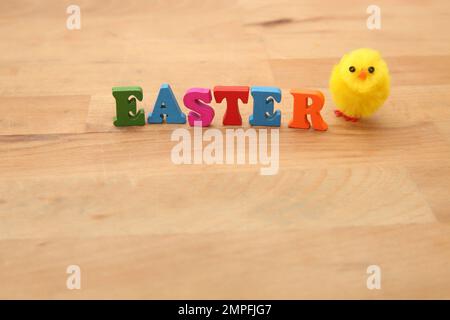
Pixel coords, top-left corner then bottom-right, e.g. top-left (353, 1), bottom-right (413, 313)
top-left (112, 84), bottom-right (328, 130)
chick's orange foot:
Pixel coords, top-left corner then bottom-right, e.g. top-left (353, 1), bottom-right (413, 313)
top-left (334, 109), bottom-right (359, 122)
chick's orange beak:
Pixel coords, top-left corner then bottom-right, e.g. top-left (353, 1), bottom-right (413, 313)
top-left (358, 70), bottom-right (367, 80)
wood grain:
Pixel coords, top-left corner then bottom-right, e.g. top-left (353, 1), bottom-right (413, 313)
top-left (1, 0), bottom-right (450, 299)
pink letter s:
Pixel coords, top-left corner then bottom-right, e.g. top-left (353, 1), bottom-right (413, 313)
top-left (183, 88), bottom-right (215, 127)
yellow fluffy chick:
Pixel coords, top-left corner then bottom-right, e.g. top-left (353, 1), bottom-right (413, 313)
top-left (329, 48), bottom-right (390, 121)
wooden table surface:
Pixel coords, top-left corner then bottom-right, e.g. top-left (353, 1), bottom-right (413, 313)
top-left (1, 0), bottom-right (450, 299)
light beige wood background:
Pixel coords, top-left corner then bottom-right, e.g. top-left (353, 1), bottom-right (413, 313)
top-left (1, 0), bottom-right (450, 299)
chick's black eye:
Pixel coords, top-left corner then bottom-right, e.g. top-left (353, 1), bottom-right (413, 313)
top-left (368, 66), bottom-right (375, 73)
top-left (349, 66), bottom-right (356, 73)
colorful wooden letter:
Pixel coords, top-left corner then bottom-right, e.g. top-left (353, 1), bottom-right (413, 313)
top-left (112, 86), bottom-right (145, 127)
top-left (183, 88), bottom-right (215, 127)
top-left (213, 86), bottom-right (249, 126)
top-left (148, 84), bottom-right (186, 124)
top-left (289, 89), bottom-right (328, 131)
top-left (249, 86), bottom-right (282, 127)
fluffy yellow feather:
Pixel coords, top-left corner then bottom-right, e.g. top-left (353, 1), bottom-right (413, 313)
top-left (329, 48), bottom-right (390, 121)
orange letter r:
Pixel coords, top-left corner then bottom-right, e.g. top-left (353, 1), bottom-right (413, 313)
top-left (289, 89), bottom-right (328, 131)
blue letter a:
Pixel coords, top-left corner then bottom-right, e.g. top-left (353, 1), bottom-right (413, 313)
top-left (148, 84), bottom-right (186, 124)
